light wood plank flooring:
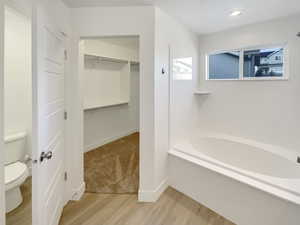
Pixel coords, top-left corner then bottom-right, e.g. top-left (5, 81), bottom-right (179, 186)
top-left (59, 187), bottom-right (235, 225)
top-left (6, 178), bottom-right (31, 225)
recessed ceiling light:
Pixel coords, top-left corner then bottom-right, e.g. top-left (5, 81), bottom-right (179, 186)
top-left (230, 10), bottom-right (242, 17)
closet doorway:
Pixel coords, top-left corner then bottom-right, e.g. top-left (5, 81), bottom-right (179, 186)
top-left (81, 36), bottom-right (140, 194)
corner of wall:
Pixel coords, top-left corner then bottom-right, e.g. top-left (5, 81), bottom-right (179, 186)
top-left (71, 182), bottom-right (86, 201)
top-left (138, 178), bottom-right (168, 202)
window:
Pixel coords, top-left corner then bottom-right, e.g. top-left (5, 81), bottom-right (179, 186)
top-left (207, 45), bottom-right (287, 80)
top-left (243, 47), bottom-right (284, 78)
top-left (208, 51), bottom-right (240, 79)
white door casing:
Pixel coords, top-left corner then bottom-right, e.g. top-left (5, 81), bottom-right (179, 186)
top-left (32, 1), bottom-right (66, 225)
top-left (0, 0), bottom-right (5, 223)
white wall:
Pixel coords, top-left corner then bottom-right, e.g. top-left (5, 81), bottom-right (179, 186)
top-left (84, 38), bottom-right (139, 62)
top-left (154, 8), bottom-right (199, 191)
top-left (4, 7), bottom-right (32, 160)
top-left (70, 6), bottom-right (156, 199)
top-left (197, 14), bottom-right (300, 153)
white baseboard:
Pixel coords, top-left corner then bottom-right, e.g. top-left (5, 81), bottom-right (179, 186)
top-left (84, 129), bottom-right (139, 152)
top-left (72, 182), bottom-right (86, 201)
top-left (138, 179), bottom-right (168, 202)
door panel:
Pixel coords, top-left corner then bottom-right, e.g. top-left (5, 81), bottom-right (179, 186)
top-left (32, 1), bottom-right (66, 225)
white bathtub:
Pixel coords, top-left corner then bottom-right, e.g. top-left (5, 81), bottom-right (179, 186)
top-left (168, 134), bottom-right (300, 225)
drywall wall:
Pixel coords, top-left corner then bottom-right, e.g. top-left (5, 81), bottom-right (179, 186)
top-left (154, 8), bottom-right (199, 190)
top-left (4, 7), bottom-right (32, 160)
top-left (70, 6), bottom-right (156, 200)
top-left (84, 65), bottom-right (140, 152)
top-left (197, 14), bottom-right (300, 153)
top-left (84, 38), bottom-right (139, 62)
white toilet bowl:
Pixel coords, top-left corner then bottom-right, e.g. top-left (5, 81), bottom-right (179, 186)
top-left (5, 161), bottom-right (29, 213)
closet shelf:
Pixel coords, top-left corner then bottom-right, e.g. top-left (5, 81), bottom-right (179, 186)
top-left (84, 54), bottom-right (129, 64)
top-left (194, 90), bottom-right (211, 95)
top-left (84, 101), bottom-right (129, 111)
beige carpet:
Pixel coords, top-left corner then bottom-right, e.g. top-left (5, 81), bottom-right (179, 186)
top-left (84, 133), bottom-right (139, 194)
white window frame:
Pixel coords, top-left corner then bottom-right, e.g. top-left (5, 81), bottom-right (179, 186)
top-left (206, 43), bottom-right (289, 81)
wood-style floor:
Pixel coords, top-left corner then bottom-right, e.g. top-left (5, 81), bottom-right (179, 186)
top-left (5, 177), bottom-right (235, 225)
top-left (5, 133), bottom-right (235, 225)
top-left (6, 178), bottom-right (32, 225)
top-left (59, 187), bottom-right (235, 225)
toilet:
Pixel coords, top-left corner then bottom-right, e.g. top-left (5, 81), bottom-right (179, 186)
top-left (4, 132), bottom-right (29, 213)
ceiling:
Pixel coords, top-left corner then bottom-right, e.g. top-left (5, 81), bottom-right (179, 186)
top-left (62, 0), bottom-right (153, 7)
top-left (63, 0), bottom-right (300, 34)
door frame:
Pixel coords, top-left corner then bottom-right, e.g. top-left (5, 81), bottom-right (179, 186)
top-left (0, 0), bottom-right (5, 223)
top-left (78, 34), bottom-right (141, 194)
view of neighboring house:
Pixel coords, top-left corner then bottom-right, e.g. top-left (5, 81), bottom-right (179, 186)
top-left (261, 49), bottom-right (283, 65)
top-left (244, 48), bottom-right (284, 77)
top-left (209, 51), bottom-right (240, 79)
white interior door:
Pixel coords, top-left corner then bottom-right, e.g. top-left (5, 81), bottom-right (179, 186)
top-left (32, 1), bottom-right (66, 225)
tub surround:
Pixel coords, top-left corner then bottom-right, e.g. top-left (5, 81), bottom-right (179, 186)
top-left (168, 133), bottom-right (300, 225)
top-left (197, 14), bottom-right (300, 155)
top-left (84, 133), bottom-right (139, 194)
top-left (166, 15), bottom-right (300, 225)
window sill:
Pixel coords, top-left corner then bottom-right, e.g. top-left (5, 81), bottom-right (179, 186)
top-left (207, 77), bottom-right (288, 81)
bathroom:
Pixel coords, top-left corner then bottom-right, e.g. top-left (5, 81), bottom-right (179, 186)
top-left (0, 1), bottom-right (300, 225)
top-left (3, 3), bottom-right (32, 225)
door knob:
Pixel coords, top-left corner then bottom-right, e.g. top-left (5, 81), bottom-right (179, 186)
top-left (40, 151), bottom-right (53, 162)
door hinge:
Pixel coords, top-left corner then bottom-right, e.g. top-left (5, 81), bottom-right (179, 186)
top-left (64, 172), bottom-right (68, 181)
top-left (64, 50), bottom-right (68, 61)
top-left (64, 111), bottom-right (68, 120)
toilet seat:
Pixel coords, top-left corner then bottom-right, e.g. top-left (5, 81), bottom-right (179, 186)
top-left (5, 162), bottom-right (29, 191)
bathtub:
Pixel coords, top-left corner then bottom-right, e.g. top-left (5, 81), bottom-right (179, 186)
top-left (168, 133), bottom-right (300, 225)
